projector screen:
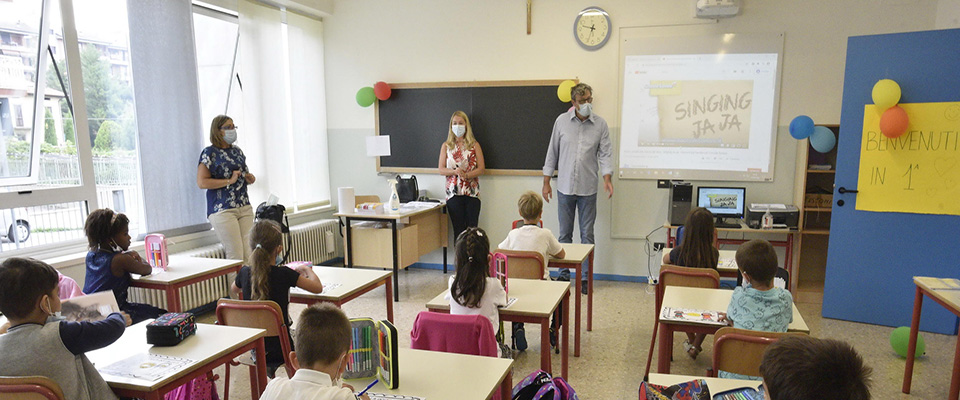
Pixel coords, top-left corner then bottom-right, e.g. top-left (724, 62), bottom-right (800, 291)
top-left (618, 34), bottom-right (784, 181)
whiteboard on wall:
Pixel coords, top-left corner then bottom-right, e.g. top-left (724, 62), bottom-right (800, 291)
top-left (617, 32), bottom-right (785, 181)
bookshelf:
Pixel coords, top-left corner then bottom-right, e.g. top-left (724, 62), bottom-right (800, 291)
top-left (792, 124), bottom-right (839, 303)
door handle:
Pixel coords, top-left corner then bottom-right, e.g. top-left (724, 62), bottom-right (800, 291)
top-left (838, 187), bottom-right (858, 194)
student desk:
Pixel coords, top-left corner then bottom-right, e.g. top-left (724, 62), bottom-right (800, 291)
top-left (664, 223), bottom-right (796, 291)
top-left (426, 279), bottom-right (571, 379)
top-left (130, 256), bottom-right (243, 312)
top-left (657, 286), bottom-right (809, 373)
top-left (337, 202), bottom-right (448, 302)
top-left (663, 248), bottom-right (738, 278)
top-left (289, 266), bottom-right (394, 323)
top-left (647, 373), bottom-right (761, 394)
top-left (546, 243), bottom-right (595, 357)
top-left (350, 348), bottom-right (513, 400)
top-left (903, 276), bottom-right (960, 400)
top-left (88, 321), bottom-right (267, 400)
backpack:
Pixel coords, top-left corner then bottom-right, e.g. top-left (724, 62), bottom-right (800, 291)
top-left (512, 369), bottom-right (579, 400)
top-left (255, 202), bottom-right (292, 263)
top-left (395, 174), bottom-right (418, 203)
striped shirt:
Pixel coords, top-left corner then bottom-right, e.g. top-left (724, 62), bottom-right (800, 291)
top-left (543, 109), bottom-right (613, 196)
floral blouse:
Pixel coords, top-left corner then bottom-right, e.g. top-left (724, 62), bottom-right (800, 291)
top-left (199, 145), bottom-right (250, 216)
top-left (445, 141), bottom-right (480, 200)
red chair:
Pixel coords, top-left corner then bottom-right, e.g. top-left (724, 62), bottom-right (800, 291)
top-left (0, 376), bottom-right (64, 400)
top-left (642, 264), bottom-right (721, 380)
top-left (511, 220), bottom-right (542, 229)
top-left (216, 299), bottom-right (294, 399)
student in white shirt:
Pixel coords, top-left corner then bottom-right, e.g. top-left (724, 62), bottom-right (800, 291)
top-left (260, 303), bottom-right (369, 400)
top-left (445, 227), bottom-right (509, 357)
top-left (497, 191), bottom-right (566, 351)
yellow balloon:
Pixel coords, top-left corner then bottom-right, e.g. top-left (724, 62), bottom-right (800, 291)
top-left (557, 80), bottom-right (576, 102)
top-left (872, 79), bottom-right (901, 112)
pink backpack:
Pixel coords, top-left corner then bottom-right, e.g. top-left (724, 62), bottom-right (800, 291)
top-left (512, 369), bottom-right (578, 400)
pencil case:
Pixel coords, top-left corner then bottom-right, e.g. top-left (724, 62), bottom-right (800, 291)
top-left (146, 313), bottom-right (196, 346)
top-left (144, 233), bottom-right (168, 270)
top-left (343, 317), bottom-right (399, 389)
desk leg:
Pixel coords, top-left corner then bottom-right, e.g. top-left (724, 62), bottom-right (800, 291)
top-left (588, 250), bottom-right (594, 332)
top-left (657, 323), bottom-right (673, 374)
top-left (903, 286), bottom-right (924, 393)
top-left (345, 217), bottom-right (353, 268)
top-left (166, 286), bottom-right (181, 313)
top-left (385, 277), bottom-right (394, 323)
top-left (541, 316), bottom-right (552, 375)
top-left (952, 321), bottom-right (960, 400)
top-left (391, 219), bottom-right (399, 302)
top-left (574, 265), bottom-right (581, 358)
top-left (667, 227), bottom-right (674, 247)
top-left (562, 292), bottom-right (569, 379)
top-left (443, 246), bottom-right (448, 274)
top-left (252, 337), bottom-right (268, 399)
top-left (500, 370), bottom-right (512, 400)
top-left (442, 206), bottom-right (448, 274)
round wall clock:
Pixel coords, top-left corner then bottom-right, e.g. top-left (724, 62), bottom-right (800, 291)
top-left (574, 6), bottom-right (611, 51)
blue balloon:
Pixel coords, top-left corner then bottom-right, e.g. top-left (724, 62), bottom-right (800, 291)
top-left (789, 115), bottom-right (815, 139)
top-left (810, 126), bottom-right (836, 153)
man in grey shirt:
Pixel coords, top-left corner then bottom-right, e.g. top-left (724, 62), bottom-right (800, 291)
top-left (542, 83), bottom-right (613, 295)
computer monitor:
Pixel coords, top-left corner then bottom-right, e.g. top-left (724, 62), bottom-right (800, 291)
top-left (696, 186), bottom-right (746, 219)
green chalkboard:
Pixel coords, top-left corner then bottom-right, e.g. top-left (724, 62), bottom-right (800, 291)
top-left (376, 81), bottom-right (572, 175)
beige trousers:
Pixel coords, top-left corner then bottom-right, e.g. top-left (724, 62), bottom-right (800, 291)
top-left (208, 204), bottom-right (254, 264)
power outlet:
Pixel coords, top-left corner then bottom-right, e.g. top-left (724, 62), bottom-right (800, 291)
top-left (657, 179), bottom-right (670, 189)
top-left (653, 242), bottom-right (665, 251)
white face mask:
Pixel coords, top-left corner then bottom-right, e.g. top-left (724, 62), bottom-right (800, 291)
top-left (223, 129), bottom-right (238, 144)
top-left (577, 102), bottom-right (592, 118)
top-left (45, 297), bottom-right (63, 322)
top-left (452, 125), bottom-right (466, 137)
top-left (332, 353), bottom-right (346, 388)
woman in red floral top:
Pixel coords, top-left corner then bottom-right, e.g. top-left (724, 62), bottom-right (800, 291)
top-left (438, 110), bottom-right (486, 242)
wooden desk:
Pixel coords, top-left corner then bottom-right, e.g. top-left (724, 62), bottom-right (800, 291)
top-left (89, 321), bottom-right (267, 400)
top-left (426, 279), bottom-right (570, 379)
top-left (647, 373), bottom-right (761, 394)
top-left (289, 266), bottom-right (394, 323)
top-left (664, 223), bottom-right (796, 291)
top-left (130, 256), bottom-right (243, 312)
top-left (903, 276), bottom-right (960, 400)
top-left (337, 202), bottom-right (448, 302)
top-left (657, 286), bottom-right (808, 374)
top-left (663, 248), bottom-right (738, 278)
top-left (546, 243), bottom-right (595, 358)
top-left (350, 348), bottom-right (513, 400)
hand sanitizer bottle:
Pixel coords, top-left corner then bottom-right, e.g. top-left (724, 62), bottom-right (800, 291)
top-left (761, 209), bottom-right (774, 229)
top-left (388, 179), bottom-right (400, 213)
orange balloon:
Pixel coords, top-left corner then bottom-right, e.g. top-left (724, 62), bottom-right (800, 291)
top-left (880, 106), bottom-right (909, 138)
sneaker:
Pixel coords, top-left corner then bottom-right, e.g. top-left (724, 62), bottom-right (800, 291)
top-left (556, 270), bottom-right (571, 282)
top-left (513, 323), bottom-right (528, 351)
top-left (581, 282), bottom-right (589, 295)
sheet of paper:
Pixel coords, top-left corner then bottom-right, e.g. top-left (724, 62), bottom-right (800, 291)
top-left (660, 307), bottom-right (726, 326)
top-left (366, 135), bottom-right (392, 157)
top-left (99, 353), bottom-right (194, 381)
top-left (291, 282), bottom-right (342, 296)
top-left (61, 291), bottom-right (120, 322)
top-left (366, 394), bottom-right (425, 400)
top-left (499, 297), bottom-right (519, 309)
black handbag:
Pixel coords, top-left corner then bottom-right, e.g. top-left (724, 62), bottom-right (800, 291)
top-left (396, 175), bottom-right (418, 203)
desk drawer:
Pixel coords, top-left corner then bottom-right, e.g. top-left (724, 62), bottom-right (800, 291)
top-left (345, 224), bottom-right (419, 269)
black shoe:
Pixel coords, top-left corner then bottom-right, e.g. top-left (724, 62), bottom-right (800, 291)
top-left (556, 270), bottom-right (570, 282)
top-left (581, 283), bottom-right (589, 295)
top-left (513, 323), bottom-right (528, 351)
top-left (549, 327), bottom-right (557, 347)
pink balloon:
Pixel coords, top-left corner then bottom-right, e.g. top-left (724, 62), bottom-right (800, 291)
top-left (880, 106), bottom-right (909, 138)
top-left (374, 81), bottom-right (392, 101)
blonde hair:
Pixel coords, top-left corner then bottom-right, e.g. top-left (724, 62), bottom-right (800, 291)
top-left (443, 111), bottom-right (477, 150)
top-left (209, 115), bottom-right (231, 148)
top-left (518, 191), bottom-right (543, 220)
top-left (248, 219), bottom-right (283, 300)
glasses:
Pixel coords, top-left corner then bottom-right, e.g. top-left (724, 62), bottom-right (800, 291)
top-left (220, 125), bottom-right (238, 130)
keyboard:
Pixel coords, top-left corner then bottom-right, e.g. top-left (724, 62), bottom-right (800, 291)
top-left (715, 222), bottom-right (742, 229)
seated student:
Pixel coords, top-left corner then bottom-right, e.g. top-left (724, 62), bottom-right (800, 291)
top-left (719, 239), bottom-right (793, 380)
top-left (0, 257), bottom-right (130, 400)
top-left (760, 336), bottom-right (872, 400)
top-left (445, 227), bottom-right (509, 357)
top-left (83, 208), bottom-right (166, 324)
top-left (498, 191), bottom-right (565, 351)
top-left (260, 303), bottom-right (370, 400)
top-left (232, 219), bottom-right (324, 377)
top-left (661, 207), bottom-right (719, 359)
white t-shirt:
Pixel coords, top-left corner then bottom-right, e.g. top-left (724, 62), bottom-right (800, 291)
top-left (498, 225), bottom-right (564, 279)
top-left (260, 368), bottom-right (356, 400)
top-left (445, 276), bottom-right (507, 330)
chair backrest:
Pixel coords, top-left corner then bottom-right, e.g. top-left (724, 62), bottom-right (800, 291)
top-left (216, 299), bottom-right (295, 376)
top-left (410, 311), bottom-right (498, 358)
top-left (490, 252), bottom-right (508, 293)
top-left (656, 264), bottom-right (721, 313)
top-left (736, 267), bottom-right (791, 293)
top-left (495, 250), bottom-right (545, 280)
top-left (511, 220), bottom-right (542, 229)
top-left (355, 195), bottom-right (380, 204)
top-left (711, 327), bottom-right (807, 377)
top-left (0, 376), bottom-right (64, 400)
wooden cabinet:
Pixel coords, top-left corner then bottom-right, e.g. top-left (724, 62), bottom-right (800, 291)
top-left (792, 124), bottom-right (839, 303)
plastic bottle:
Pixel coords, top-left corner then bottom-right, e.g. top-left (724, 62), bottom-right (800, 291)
top-left (388, 179), bottom-right (400, 213)
top-left (761, 209), bottom-right (774, 229)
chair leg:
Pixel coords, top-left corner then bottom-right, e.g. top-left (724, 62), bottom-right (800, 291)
top-left (223, 362), bottom-right (232, 400)
top-left (643, 320), bottom-right (660, 381)
top-left (248, 364), bottom-right (259, 399)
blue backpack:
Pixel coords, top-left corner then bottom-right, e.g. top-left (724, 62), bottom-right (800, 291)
top-left (512, 369), bottom-right (578, 400)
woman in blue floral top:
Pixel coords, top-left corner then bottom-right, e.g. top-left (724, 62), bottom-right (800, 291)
top-left (197, 115), bottom-right (256, 265)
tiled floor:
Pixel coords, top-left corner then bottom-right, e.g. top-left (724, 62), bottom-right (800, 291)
top-left (199, 268), bottom-right (955, 399)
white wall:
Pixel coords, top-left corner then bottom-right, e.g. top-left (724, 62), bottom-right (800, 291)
top-left (321, 0), bottom-right (938, 278)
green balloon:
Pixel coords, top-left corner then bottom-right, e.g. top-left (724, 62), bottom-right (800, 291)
top-left (890, 326), bottom-right (925, 358)
top-left (356, 87), bottom-right (376, 107)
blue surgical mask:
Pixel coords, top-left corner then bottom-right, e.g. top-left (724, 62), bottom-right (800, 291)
top-left (276, 253), bottom-right (284, 266)
top-left (223, 129), bottom-right (238, 144)
top-left (578, 103), bottom-right (592, 118)
top-left (452, 125), bottom-right (466, 137)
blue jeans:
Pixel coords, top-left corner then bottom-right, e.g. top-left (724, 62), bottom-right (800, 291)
top-left (557, 192), bottom-right (595, 283)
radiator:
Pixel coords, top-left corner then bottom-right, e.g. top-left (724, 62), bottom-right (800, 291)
top-left (128, 219), bottom-right (341, 311)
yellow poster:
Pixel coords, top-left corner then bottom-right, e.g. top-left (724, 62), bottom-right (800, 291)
top-left (857, 102), bottom-right (960, 215)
